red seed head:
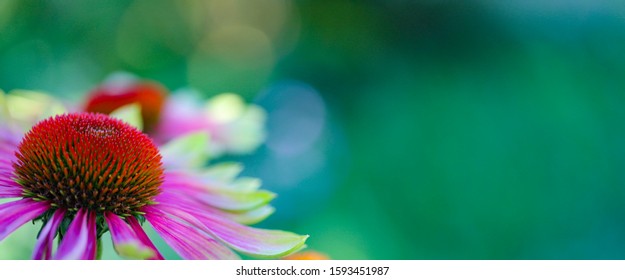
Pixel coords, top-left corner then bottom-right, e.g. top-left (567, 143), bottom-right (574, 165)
top-left (13, 113), bottom-right (163, 215)
top-left (85, 81), bottom-right (167, 132)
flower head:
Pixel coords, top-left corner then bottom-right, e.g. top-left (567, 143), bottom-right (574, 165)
top-left (15, 113), bottom-right (163, 215)
top-left (0, 90), bottom-right (307, 260)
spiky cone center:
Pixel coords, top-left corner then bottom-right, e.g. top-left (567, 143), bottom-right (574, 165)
top-left (13, 113), bottom-right (164, 216)
top-left (85, 81), bottom-right (167, 132)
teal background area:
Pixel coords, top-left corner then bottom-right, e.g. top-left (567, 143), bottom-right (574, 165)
top-left (2, 0), bottom-right (625, 259)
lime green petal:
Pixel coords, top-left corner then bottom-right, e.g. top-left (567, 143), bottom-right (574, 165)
top-left (0, 89), bottom-right (8, 119)
top-left (199, 189), bottom-right (275, 212)
top-left (223, 205), bottom-right (275, 225)
top-left (110, 103), bottom-right (143, 131)
top-left (201, 93), bottom-right (267, 156)
top-left (189, 167), bottom-right (261, 192)
top-left (230, 177), bottom-right (262, 192)
top-left (204, 93), bottom-right (246, 123)
top-left (5, 90), bottom-right (66, 128)
top-left (241, 233), bottom-right (309, 259)
top-left (193, 174), bottom-right (261, 192)
top-left (221, 105), bottom-right (267, 155)
top-left (114, 243), bottom-right (156, 260)
top-left (202, 162), bottom-right (244, 182)
top-left (161, 132), bottom-right (211, 169)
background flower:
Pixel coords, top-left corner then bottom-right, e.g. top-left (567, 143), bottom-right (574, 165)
top-left (84, 74), bottom-right (266, 158)
top-left (155, 89), bottom-right (266, 157)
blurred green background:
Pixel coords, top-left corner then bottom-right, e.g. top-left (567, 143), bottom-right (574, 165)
top-left (2, 0), bottom-right (625, 259)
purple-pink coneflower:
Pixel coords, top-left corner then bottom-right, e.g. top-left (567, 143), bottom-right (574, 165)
top-left (0, 112), bottom-right (306, 259)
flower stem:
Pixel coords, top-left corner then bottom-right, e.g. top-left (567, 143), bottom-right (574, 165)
top-left (96, 238), bottom-right (103, 260)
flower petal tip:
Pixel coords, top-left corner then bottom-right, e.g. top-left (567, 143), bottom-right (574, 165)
top-left (270, 234), bottom-right (310, 259)
top-left (115, 243), bottom-right (157, 260)
top-left (247, 233), bottom-right (310, 259)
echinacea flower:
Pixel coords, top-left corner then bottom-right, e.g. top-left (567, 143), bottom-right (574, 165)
top-left (0, 90), bottom-right (307, 260)
top-left (84, 74), bottom-right (265, 157)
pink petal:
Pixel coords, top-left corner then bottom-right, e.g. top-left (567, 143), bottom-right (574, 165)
top-left (153, 99), bottom-right (214, 145)
top-left (105, 212), bottom-right (161, 260)
top-left (0, 199), bottom-right (49, 241)
top-left (0, 178), bottom-right (23, 198)
top-left (0, 126), bottom-right (22, 197)
top-left (144, 207), bottom-right (239, 260)
top-left (32, 209), bottom-right (66, 260)
top-left (0, 159), bottom-right (15, 169)
top-left (0, 155), bottom-right (21, 198)
top-left (155, 202), bottom-right (307, 258)
top-left (0, 125), bottom-right (22, 147)
top-left (126, 216), bottom-right (164, 260)
top-left (54, 209), bottom-right (97, 260)
top-left (0, 189), bottom-right (22, 198)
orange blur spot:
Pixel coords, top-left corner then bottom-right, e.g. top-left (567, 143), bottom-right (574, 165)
top-left (85, 81), bottom-right (167, 132)
top-left (283, 251), bottom-right (329, 260)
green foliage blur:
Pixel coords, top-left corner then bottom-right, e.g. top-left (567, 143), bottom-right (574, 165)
top-left (2, 0), bottom-right (625, 259)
